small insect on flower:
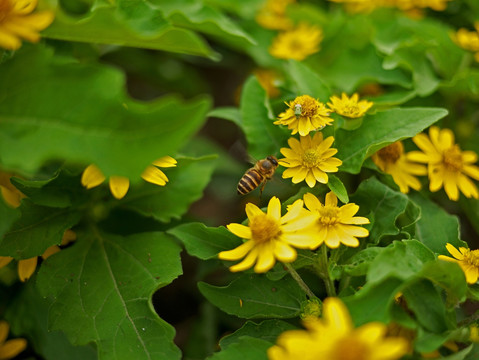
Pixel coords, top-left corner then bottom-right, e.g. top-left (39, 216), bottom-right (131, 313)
top-left (294, 103), bottom-right (302, 117)
top-left (237, 156), bottom-right (279, 196)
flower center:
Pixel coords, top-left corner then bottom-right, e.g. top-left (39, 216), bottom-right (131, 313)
top-left (250, 214), bottom-right (282, 244)
top-left (302, 149), bottom-right (321, 167)
top-left (377, 142), bottom-right (403, 164)
top-left (464, 249), bottom-right (479, 267)
top-left (0, 0), bottom-right (12, 22)
top-left (318, 206), bottom-right (340, 226)
top-left (443, 145), bottom-right (463, 172)
top-left (292, 95), bottom-right (319, 117)
top-left (331, 337), bottom-right (370, 360)
top-left (341, 103), bottom-right (360, 117)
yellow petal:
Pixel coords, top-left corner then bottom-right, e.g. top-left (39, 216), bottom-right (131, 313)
top-left (273, 242), bottom-right (297, 262)
top-left (267, 196), bottom-right (282, 220)
top-left (465, 265), bottom-right (479, 284)
top-left (323, 297), bottom-right (353, 333)
top-left (305, 171), bottom-right (316, 188)
top-left (42, 245), bottom-right (60, 260)
top-left (226, 223), bottom-right (252, 239)
top-left (303, 192), bottom-right (321, 211)
top-left (445, 243), bottom-right (464, 260)
top-left (18, 257), bottom-right (38, 282)
top-left (254, 245), bottom-right (276, 273)
top-left (245, 202), bottom-right (263, 221)
top-left (141, 166), bottom-right (168, 186)
top-left (0, 256), bottom-right (13, 268)
top-left (281, 199), bottom-right (304, 224)
top-left (0, 28), bottom-right (22, 50)
top-left (81, 164), bottom-right (106, 189)
top-left (341, 225), bottom-right (369, 237)
top-left (229, 248), bottom-right (258, 272)
top-left (12, 11), bottom-right (55, 30)
top-left (13, 0), bottom-right (37, 14)
top-left (325, 191), bottom-right (338, 207)
top-left (152, 156), bottom-right (177, 168)
top-left (1, 20), bottom-right (40, 42)
top-left (0, 338), bottom-right (27, 359)
top-left (61, 229), bottom-right (77, 245)
top-left (109, 176), bottom-right (129, 199)
top-left (0, 320), bottom-right (9, 344)
top-left (218, 240), bottom-right (255, 261)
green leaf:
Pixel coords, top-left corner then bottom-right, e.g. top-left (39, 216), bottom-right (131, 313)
top-left (5, 282), bottom-right (97, 360)
top-left (149, 0), bottom-right (256, 48)
top-left (313, 44), bottom-right (411, 93)
top-left (335, 107), bottom-right (448, 174)
top-left (285, 60), bottom-right (330, 102)
top-left (0, 46), bottom-right (211, 179)
top-left (168, 223), bottom-right (241, 260)
top-left (326, 174), bottom-right (349, 204)
top-left (120, 156), bottom-right (217, 223)
top-left (208, 107), bottom-right (242, 127)
top-left (403, 279), bottom-right (448, 333)
top-left (240, 77), bottom-right (289, 160)
top-left (0, 199), bottom-right (81, 259)
top-left (366, 240), bottom-right (435, 285)
top-left (343, 247), bottom-right (383, 277)
top-left (37, 231), bottom-right (182, 360)
top-left (410, 193), bottom-right (466, 254)
top-left (208, 337), bottom-right (270, 360)
top-left (418, 261), bottom-right (467, 304)
top-left (0, 197), bottom-right (18, 239)
top-left (198, 274), bottom-right (306, 319)
top-left (350, 177), bottom-right (417, 243)
top-left (219, 320), bottom-right (297, 349)
top-left (43, 0), bottom-right (219, 59)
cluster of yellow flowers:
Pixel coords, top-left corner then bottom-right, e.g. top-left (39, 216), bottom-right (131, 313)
top-left (372, 126), bottom-right (479, 201)
top-left (220, 92), bottom-right (373, 272)
top-left (329, 0), bottom-right (453, 13)
top-left (256, 0), bottom-right (323, 61)
top-left (452, 23), bottom-right (479, 62)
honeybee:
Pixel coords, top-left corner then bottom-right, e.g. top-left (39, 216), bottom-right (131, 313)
top-left (237, 155), bottom-right (279, 196)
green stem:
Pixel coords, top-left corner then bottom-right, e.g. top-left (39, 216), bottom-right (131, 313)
top-left (318, 245), bottom-right (336, 297)
top-left (284, 263), bottom-right (316, 299)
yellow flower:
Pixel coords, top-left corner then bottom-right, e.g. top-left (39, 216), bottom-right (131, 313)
top-left (327, 92), bottom-right (373, 119)
top-left (0, 172), bottom-right (25, 208)
top-left (256, 0), bottom-right (294, 31)
top-left (452, 23), bottom-right (479, 62)
top-left (0, 229), bottom-right (75, 282)
top-left (81, 156), bottom-right (177, 200)
top-left (438, 243), bottom-right (479, 284)
top-left (268, 297), bottom-right (409, 360)
top-left (275, 95), bottom-right (333, 136)
top-left (303, 191), bottom-right (369, 249)
top-left (253, 68), bottom-right (281, 98)
top-left (0, 0), bottom-right (54, 50)
top-left (0, 320), bottom-right (27, 360)
top-left (371, 141), bottom-right (427, 193)
top-left (218, 196), bottom-right (318, 273)
top-left (269, 23), bottom-right (323, 61)
top-left (470, 325), bottom-right (479, 342)
top-left (279, 133), bottom-right (342, 188)
top-left (407, 126), bottom-right (479, 201)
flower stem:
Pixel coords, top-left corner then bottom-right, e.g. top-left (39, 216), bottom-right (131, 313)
top-left (284, 262), bottom-right (316, 299)
top-left (318, 245), bottom-right (336, 297)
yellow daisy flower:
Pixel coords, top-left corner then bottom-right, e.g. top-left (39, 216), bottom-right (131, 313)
top-left (371, 141), bottom-right (427, 193)
top-left (0, 229), bottom-right (76, 282)
top-left (451, 23), bottom-right (479, 62)
top-left (407, 126), bottom-right (479, 201)
top-left (303, 191), bottom-right (369, 249)
top-left (256, 0), bottom-right (294, 31)
top-left (275, 95), bottom-right (333, 136)
top-left (0, 0), bottom-right (54, 50)
top-left (438, 243), bottom-right (479, 284)
top-left (81, 156), bottom-right (177, 200)
top-left (268, 297), bottom-right (409, 360)
top-left (327, 92), bottom-right (373, 119)
top-left (279, 133), bottom-right (342, 188)
top-left (218, 196), bottom-right (318, 273)
top-left (269, 23), bottom-right (323, 61)
top-left (0, 320), bottom-right (27, 360)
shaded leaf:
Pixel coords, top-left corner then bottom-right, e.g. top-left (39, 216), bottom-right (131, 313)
top-left (208, 337), bottom-right (270, 360)
top-left (168, 223), bottom-right (241, 260)
top-left (326, 174), bottom-right (349, 204)
top-left (37, 231), bottom-right (182, 360)
top-left (0, 46), bottom-right (211, 178)
top-left (285, 60), bottom-right (330, 102)
top-left (198, 274), bottom-right (306, 319)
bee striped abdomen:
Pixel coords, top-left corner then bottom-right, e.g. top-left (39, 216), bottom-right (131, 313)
top-left (237, 169), bottom-right (264, 195)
